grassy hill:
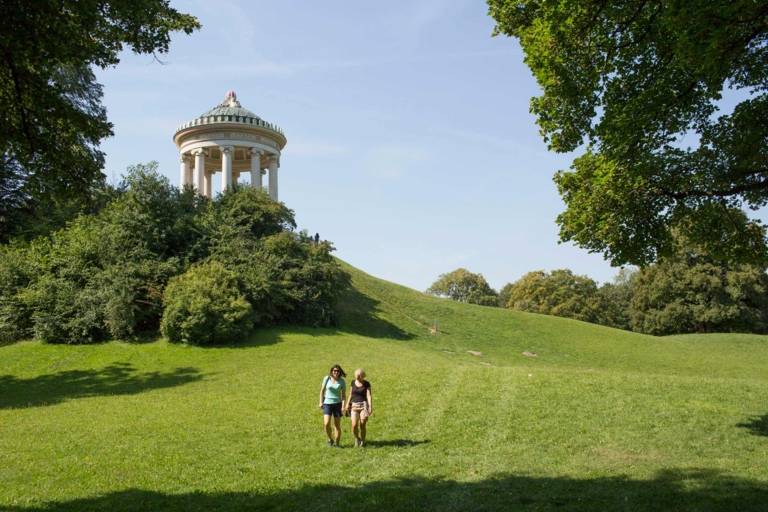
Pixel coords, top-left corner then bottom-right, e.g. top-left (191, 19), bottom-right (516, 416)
top-left (1, 262), bottom-right (767, 511)
top-left (337, 261), bottom-right (768, 379)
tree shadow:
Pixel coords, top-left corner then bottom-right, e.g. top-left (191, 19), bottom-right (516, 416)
top-left (5, 468), bottom-right (768, 511)
top-left (738, 414), bottom-right (768, 437)
top-left (186, 282), bottom-right (417, 347)
top-left (363, 439), bottom-right (430, 448)
top-left (334, 285), bottom-right (415, 340)
top-left (119, 330), bottom-right (165, 344)
top-left (0, 363), bottom-right (204, 410)
top-left (191, 328), bottom-right (285, 349)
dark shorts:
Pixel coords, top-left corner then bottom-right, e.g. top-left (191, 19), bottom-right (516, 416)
top-left (322, 402), bottom-right (342, 417)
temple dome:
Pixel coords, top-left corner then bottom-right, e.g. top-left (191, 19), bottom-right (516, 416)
top-left (174, 90), bottom-right (284, 137)
top-left (200, 104), bottom-right (261, 119)
top-left (199, 90), bottom-right (261, 119)
top-left (173, 90), bottom-right (286, 201)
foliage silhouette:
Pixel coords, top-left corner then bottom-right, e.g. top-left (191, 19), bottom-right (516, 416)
top-left (362, 439), bottom-right (430, 448)
top-left (0, 362), bottom-right (203, 409)
top-left (4, 469), bottom-right (768, 511)
top-left (738, 414), bottom-right (768, 438)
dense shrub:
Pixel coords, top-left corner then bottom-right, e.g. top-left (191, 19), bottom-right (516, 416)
top-left (0, 242), bottom-right (39, 342)
top-left (160, 261), bottom-right (253, 345)
top-left (25, 275), bottom-right (105, 344)
top-left (210, 231), bottom-right (349, 327)
top-left (101, 163), bottom-right (208, 262)
top-left (256, 232), bottom-right (349, 326)
top-left (10, 195), bottom-right (184, 343)
top-left (201, 186), bottom-right (295, 244)
top-left (0, 163), bottom-right (348, 344)
top-left (93, 259), bottom-right (181, 339)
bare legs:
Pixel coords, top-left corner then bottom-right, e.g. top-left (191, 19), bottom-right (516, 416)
top-left (323, 414), bottom-right (342, 445)
top-left (333, 415), bottom-right (341, 445)
top-left (360, 416), bottom-right (368, 443)
top-left (351, 412), bottom-right (369, 445)
top-left (323, 414), bottom-right (333, 442)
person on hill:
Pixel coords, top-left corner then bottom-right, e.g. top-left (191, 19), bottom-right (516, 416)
top-left (344, 368), bottom-right (373, 447)
top-left (318, 364), bottom-right (347, 447)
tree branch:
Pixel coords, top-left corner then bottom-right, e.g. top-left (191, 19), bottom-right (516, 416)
top-left (2, 50), bottom-right (34, 155)
top-left (659, 173), bottom-right (768, 200)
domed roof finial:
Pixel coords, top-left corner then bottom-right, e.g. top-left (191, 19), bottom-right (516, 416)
top-left (223, 90), bottom-right (240, 107)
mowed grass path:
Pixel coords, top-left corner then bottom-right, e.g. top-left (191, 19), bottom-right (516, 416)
top-left (1, 264), bottom-right (767, 511)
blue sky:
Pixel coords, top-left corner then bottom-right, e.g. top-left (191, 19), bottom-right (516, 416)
top-left (95, 0), bottom-right (622, 291)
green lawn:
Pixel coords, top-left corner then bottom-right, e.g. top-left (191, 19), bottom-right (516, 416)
top-left (1, 263), bottom-right (767, 511)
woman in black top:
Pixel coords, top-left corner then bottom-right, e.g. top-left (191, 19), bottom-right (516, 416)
top-left (344, 368), bottom-right (372, 447)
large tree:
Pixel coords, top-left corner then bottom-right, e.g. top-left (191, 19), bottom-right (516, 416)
top-left (488, 1), bottom-right (768, 266)
top-left (501, 269), bottom-right (604, 323)
top-left (426, 268), bottom-right (499, 306)
top-left (0, 0), bottom-right (199, 241)
top-left (630, 257), bottom-right (768, 335)
top-left (596, 267), bottom-right (635, 330)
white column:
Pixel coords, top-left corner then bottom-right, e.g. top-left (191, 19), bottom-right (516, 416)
top-left (193, 149), bottom-right (205, 194)
top-left (185, 158), bottom-right (193, 187)
top-left (204, 172), bottom-right (212, 198)
top-left (221, 146), bottom-right (233, 192)
top-left (179, 154), bottom-right (191, 188)
top-left (268, 154), bottom-right (279, 200)
top-left (250, 149), bottom-right (262, 190)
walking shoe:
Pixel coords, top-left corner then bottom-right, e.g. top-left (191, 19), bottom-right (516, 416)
top-left (355, 439), bottom-right (361, 447)
top-left (327, 439), bottom-right (334, 447)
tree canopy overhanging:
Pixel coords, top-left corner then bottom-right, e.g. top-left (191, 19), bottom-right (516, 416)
top-left (0, 0), bottom-right (200, 241)
top-left (487, 0), bottom-right (768, 266)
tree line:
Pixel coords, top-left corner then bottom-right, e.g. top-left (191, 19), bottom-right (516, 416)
top-left (427, 256), bottom-right (768, 335)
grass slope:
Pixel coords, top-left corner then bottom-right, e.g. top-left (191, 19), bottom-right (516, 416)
top-left (1, 262), bottom-right (767, 511)
top-left (338, 261), bottom-right (768, 379)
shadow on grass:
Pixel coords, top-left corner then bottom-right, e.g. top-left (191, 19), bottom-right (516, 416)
top-left (334, 285), bottom-right (415, 340)
top-left (194, 283), bottom-right (415, 348)
top-left (0, 363), bottom-right (203, 409)
top-left (5, 469), bottom-right (768, 511)
top-left (738, 414), bottom-right (768, 437)
top-left (193, 328), bottom-right (285, 349)
top-left (363, 439), bottom-right (430, 448)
